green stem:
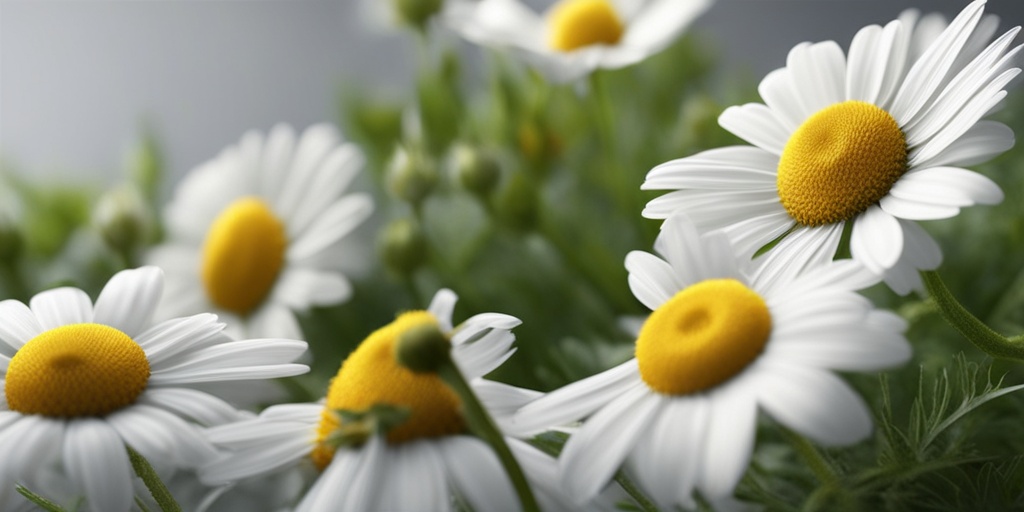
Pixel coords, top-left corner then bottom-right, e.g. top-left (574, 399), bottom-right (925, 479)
top-left (126, 445), bottom-right (182, 512)
top-left (437, 363), bottom-right (540, 512)
top-left (15, 485), bottom-right (67, 512)
top-left (921, 270), bottom-right (1024, 361)
top-left (614, 471), bottom-right (661, 512)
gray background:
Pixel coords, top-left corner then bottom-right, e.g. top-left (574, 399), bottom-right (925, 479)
top-left (1, 0), bottom-right (1022, 185)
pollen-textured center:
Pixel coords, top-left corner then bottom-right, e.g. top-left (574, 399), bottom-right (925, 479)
top-left (311, 311), bottom-right (465, 470)
top-left (636, 279), bottom-right (771, 395)
top-left (547, 0), bottom-right (624, 52)
top-left (777, 100), bottom-right (907, 226)
top-left (5, 323), bottom-right (150, 417)
top-left (201, 197), bottom-right (287, 316)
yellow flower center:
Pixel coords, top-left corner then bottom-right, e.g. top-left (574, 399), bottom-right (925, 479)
top-left (200, 197), bottom-right (288, 316)
top-left (636, 279), bottom-right (771, 395)
top-left (310, 311), bottom-right (465, 471)
top-left (777, 101), bottom-right (908, 226)
top-left (5, 323), bottom-right (150, 417)
top-left (547, 0), bottom-right (624, 52)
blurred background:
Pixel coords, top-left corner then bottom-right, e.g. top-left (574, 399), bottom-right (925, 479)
top-left (1, 0), bottom-right (1022, 185)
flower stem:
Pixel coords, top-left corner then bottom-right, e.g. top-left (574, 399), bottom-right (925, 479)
top-left (437, 363), bottom-right (541, 512)
top-left (921, 270), bottom-right (1024, 361)
top-left (614, 471), bottom-right (661, 512)
top-left (126, 444), bottom-right (182, 512)
top-left (15, 485), bottom-right (67, 512)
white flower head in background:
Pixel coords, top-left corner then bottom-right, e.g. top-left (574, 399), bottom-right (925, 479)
top-left (200, 289), bottom-right (616, 512)
top-left (511, 213), bottom-right (911, 508)
top-left (445, 0), bottom-right (714, 83)
top-left (643, 0), bottom-right (1019, 295)
top-left (148, 124), bottom-right (373, 340)
top-left (0, 266), bottom-right (308, 511)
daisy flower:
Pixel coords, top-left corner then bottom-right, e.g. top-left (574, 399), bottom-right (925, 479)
top-left (445, 0), bottom-right (713, 83)
top-left (148, 123), bottom-right (373, 340)
top-left (642, 0), bottom-right (1019, 294)
top-left (511, 213), bottom-right (911, 508)
top-left (200, 289), bottom-right (615, 511)
top-left (0, 266), bottom-right (308, 511)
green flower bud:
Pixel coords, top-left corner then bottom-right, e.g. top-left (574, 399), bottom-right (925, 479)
top-left (93, 184), bottom-right (152, 256)
top-left (386, 146), bottom-right (438, 206)
top-left (452, 145), bottom-right (501, 197)
top-left (378, 217), bottom-right (428, 276)
top-left (393, 0), bottom-right (444, 30)
top-left (394, 322), bottom-right (451, 374)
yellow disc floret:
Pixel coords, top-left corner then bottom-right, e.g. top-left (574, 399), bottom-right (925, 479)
top-left (5, 323), bottom-right (150, 417)
top-left (201, 197), bottom-right (287, 316)
top-left (777, 100), bottom-right (908, 226)
top-left (547, 0), bottom-right (624, 52)
top-left (636, 279), bottom-right (771, 395)
top-left (311, 311), bottom-right (465, 471)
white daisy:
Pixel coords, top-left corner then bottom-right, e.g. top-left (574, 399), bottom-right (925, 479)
top-left (0, 266), bottom-right (308, 511)
top-left (511, 213), bottom-right (912, 508)
top-left (642, 0), bottom-right (1019, 295)
top-left (200, 289), bottom-right (616, 511)
top-left (445, 0), bottom-right (713, 83)
top-left (148, 123), bottom-right (373, 340)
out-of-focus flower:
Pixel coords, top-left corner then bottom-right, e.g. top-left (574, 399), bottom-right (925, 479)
top-left (512, 213), bottom-right (911, 508)
top-left (643, 0), bottom-right (1019, 294)
top-left (0, 266), bottom-right (308, 511)
top-left (445, 0), bottom-right (713, 82)
top-left (147, 124), bottom-right (373, 340)
top-left (201, 289), bottom-right (616, 511)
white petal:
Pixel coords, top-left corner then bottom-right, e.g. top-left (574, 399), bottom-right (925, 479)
top-left (846, 24), bottom-right (888, 103)
top-left (890, 166), bottom-right (1004, 208)
top-left (878, 194), bottom-right (961, 220)
top-left (625, 251), bottom-right (680, 311)
top-left (471, 380), bottom-right (542, 429)
top-left (287, 194), bottom-right (374, 262)
top-left (428, 288), bottom-right (458, 333)
top-left (850, 206), bottom-right (903, 273)
top-left (257, 124), bottom-right (297, 202)
top-left (440, 436), bottom-right (519, 512)
top-left (200, 431), bottom-right (312, 484)
top-left (271, 268), bottom-right (352, 312)
top-left (30, 287), bottom-right (93, 330)
top-left (93, 266), bottom-right (164, 337)
top-left (451, 329), bottom-right (516, 378)
top-left (718, 104), bottom-right (790, 155)
top-left (758, 68), bottom-right (804, 131)
top-left (628, 397), bottom-right (706, 509)
top-left (785, 41), bottom-right (847, 115)
top-left (295, 445), bottom-right (365, 512)
top-left (136, 314), bottom-right (227, 365)
top-left (273, 124), bottom-right (340, 221)
top-left (106, 404), bottom-right (218, 468)
top-left (618, 0), bottom-right (712, 54)
top-left (699, 380), bottom-right (758, 498)
top-left (642, 146), bottom-right (778, 191)
top-left (0, 416), bottom-right (64, 480)
top-left (382, 441), bottom-right (449, 512)
top-left (755, 363), bottom-right (873, 446)
top-left (247, 304), bottom-right (303, 340)
top-left (288, 143), bottom-right (366, 238)
top-left (768, 309), bottom-right (911, 372)
top-left (150, 339), bottom-right (309, 384)
top-left (560, 383), bottom-right (663, 504)
top-left (511, 360), bottom-right (640, 436)
top-left (914, 120), bottom-right (1015, 168)
top-left (900, 218), bottom-right (943, 271)
top-left (750, 223), bottom-right (844, 296)
top-left (0, 300), bottom-right (42, 351)
top-left (889, 0), bottom-right (986, 125)
top-left (656, 213), bottom-right (742, 284)
top-left (63, 419), bottom-right (133, 512)
top-left (140, 387), bottom-right (242, 426)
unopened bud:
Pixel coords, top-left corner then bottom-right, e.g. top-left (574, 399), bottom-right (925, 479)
top-left (387, 146), bottom-right (438, 206)
top-left (452, 145), bottom-right (501, 197)
top-left (93, 185), bottom-right (152, 256)
top-left (379, 218), bottom-right (428, 276)
top-left (393, 0), bottom-right (444, 30)
top-left (394, 322), bottom-right (451, 373)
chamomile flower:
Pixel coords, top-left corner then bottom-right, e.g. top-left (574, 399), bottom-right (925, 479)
top-left (642, 0), bottom-right (1019, 294)
top-left (200, 289), bottom-right (614, 511)
top-left (0, 266), bottom-right (308, 511)
top-left (511, 213), bottom-right (911, 508)
top-left (148, 123), bottom-right (373, 340)
top-left (445, 0), bottom-right (713, 82)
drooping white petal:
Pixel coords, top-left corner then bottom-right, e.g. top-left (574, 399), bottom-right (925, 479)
top-left (559, 382), bottom-right (663, 504)
top-left (698, 378), bottom-right (759, 499)
top-left (93, 266), bottom-right (164, 337)
top-left (628, 397), bottom-right (707, 510)
top-left (511, 359), bottom-right (640, 436)
top-left (441, 436), bottom-right (519, 512)
top-left (295, 444), bottom-right (365, 512)
top-left (850, 206), bottom-right (904, 274)
top-left (63, 419), bottom-right (134, 512)
top-left (755, 362), bottom-right (873, 446)
top-left (30, 287), bottom-right (93, 330)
